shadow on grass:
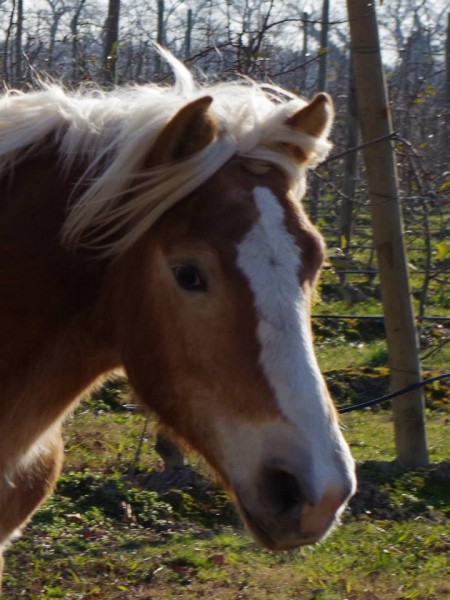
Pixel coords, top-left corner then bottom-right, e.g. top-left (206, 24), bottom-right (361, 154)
top-left (349, 459), bottom-right (450, 521)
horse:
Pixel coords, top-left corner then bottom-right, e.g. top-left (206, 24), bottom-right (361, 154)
top-left (0, 51), bottom-right (356, 586)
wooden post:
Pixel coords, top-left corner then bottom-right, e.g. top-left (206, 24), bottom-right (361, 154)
top-left (346, 0), bottom-right (428, 467)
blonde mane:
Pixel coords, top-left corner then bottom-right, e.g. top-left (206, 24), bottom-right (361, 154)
top-left (0, 50), bottom-right (332, 255)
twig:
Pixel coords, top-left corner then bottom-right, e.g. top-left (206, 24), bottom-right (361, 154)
top-left (421, 338), bottom-right (450, 361)
top-left (129, 414), bottom-right (150, 481)
top-left (322, 132), bottom-right (396, 164)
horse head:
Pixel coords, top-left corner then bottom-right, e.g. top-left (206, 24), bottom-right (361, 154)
top-left (102, 92), bottom-right (356, 550)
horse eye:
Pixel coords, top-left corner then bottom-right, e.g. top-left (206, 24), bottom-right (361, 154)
top-left (172, 265), bottom-right (207, 292)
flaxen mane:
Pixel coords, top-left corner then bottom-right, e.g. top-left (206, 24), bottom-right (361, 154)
top-left (0, 50), bottom-right (331, 255)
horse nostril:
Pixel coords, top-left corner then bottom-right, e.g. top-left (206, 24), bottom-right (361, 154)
top-left (258, 468), bottom-right (304, 517)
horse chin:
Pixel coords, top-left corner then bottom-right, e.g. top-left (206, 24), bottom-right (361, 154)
top-left (236, 495), bottom-right (338, 551)
top-left (237, 500), bottom-right (279, 551)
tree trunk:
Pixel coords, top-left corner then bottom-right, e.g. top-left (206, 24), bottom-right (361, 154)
top-left (48, 9), bottom-right (64, 70)
top-left (308, 0), bottom-right (330, 225)
top-left (317, 0), bottom-right (329, 92)
top-left (346, 0), bottom-right (428, 468)
top-left (135, 40), bottom-right (148, 82)
top-left (185, 8), bottom-right (193, 60)
top-left (445, 13), bottom-right (450, 153)
top-left (3, 0), bottom-right (15, 85)
top-left (15, 0), bottom-right (23, 84)
top-left (71, 0), bottom-right (87, 82)
top-left (103, 0), bottom-right (121, 85)
top-left (154, 0), bottom-right (165, 76)
top-left (300, 11), bottom-right (308, 91)
top-left (445, 14), bottom-right (450, 105)
top-left (338, 61), bottom-right (359, 252)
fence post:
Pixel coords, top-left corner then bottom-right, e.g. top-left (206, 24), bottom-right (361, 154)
top-left (346, 0), bottom-right (428, 467)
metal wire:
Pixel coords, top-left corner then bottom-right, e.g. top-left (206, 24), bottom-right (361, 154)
top-left (338, 372), bottom-right (450, 414)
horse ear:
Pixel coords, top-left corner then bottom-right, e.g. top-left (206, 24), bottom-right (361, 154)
top-left (145, 96), bottom-right (217, 167)
top-left (284, 93), bottom-right (334, 163)
top-left (286, 92), bottom-right (334, 138)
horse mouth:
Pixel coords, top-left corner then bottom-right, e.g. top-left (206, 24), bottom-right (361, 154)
top-left (237, 500), bottom-right (278, 550)
top-left (236, 497), bottom-right (323, 551)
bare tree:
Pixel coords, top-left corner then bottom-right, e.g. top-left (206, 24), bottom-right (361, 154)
top-left (45, 0), bottom-right (69, 70)
top-left (70, 0), bottom-right (87, 82)
top-left (154, 0), bottom-right (164, 76)
top-left (445, 13), bottom-right (450, 152)
top-left (2, 0), bottom-right (16, 84)
top-left (305, 0), bottom-right (331, 224)
top-left (338, 61), bottom-right (359, 252)
top-left (103, 0), bottom-right (120, 84)
top-left (299, 11), bottom-right (309, 91)
top-left (14, 0), bottom-right (23, 82)
top-left (184, 7), bottom-right (193, 60)
top-left (317, 0), bottom-right (329, 92)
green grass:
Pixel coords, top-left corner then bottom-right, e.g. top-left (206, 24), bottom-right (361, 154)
top-left (344, 410), bottom-right (449, 463)
top-left (2, 404), bottom-right (449, 600)
top-left (316, 341), bottom-right (388, 372)
top-left (312, 295), bottom-right (450, 372)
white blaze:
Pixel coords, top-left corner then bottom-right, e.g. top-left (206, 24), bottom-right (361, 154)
top-left (237, 186), bottom-right (328, 427)
top-left (234, 185), bottom-right (355, 504)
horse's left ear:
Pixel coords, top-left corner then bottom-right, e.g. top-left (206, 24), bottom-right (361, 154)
top-left (286, 92), bottom-right (334, 139)
top-left (145, 96), bottom-right (217, 168)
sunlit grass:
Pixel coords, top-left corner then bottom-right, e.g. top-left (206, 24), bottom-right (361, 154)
top-left (2, 404), bottom-right (449, 599)
top-left (342, 410), bottom-right (450, 464)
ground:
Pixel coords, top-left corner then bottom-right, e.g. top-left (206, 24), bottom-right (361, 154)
top-left (2, 396), bottom-right (449, 599)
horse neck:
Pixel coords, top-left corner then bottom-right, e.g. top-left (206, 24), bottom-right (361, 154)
top-left (0, 146), bottom-right (119, 460)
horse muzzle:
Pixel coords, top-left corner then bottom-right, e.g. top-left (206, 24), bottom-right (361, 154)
top-left (235, 457), bottom-right (356, 550)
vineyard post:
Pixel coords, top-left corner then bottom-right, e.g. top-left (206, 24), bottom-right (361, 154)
top-left (346, 0), bottom-right (429, 467)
